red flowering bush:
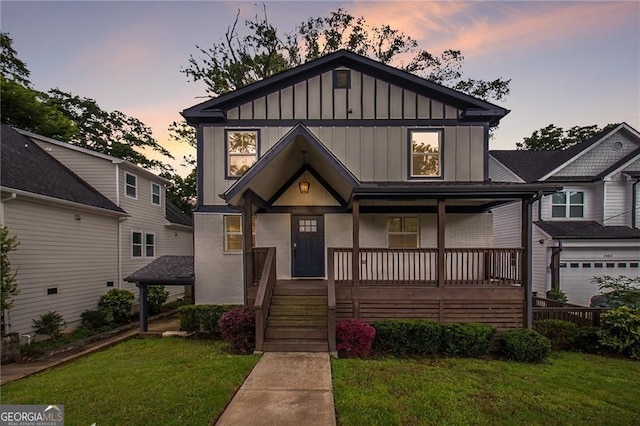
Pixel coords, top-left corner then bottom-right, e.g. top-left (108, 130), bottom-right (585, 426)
top-left (218, 306), bottom-right (256, 354)
top-left (336, 318), bottom-right (376, 358)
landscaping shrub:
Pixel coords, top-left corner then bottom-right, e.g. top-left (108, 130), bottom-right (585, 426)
top-left (499, 328), bottom-right (551, 363)
top-left (147, 286), bottom-right (169, 315)
top-left (441, 323), bottom-right (496, 358)
top-left (533, 319), bottom-right (578, 350)
top-left (162, 297), bottom-right (192, 312)
top-left (372, 319), bottom-right (443, 356)
top-left (546, 288), bottom-right (568, 303)
top-left (573, 326), bottom-right (602, 354)
top-left (80, 309), bottom-right (109, 331)
top-left (336, 319), bottom-right (376, 358)
top-left (598, 306), bottom-right (640, 359)
top-left (179, 304), bottom-right (235, 336)
top-left (32, 311), bottom-right (66, 339)
top-left (218, 306), bottom-right (255, 354)
top-left (98, 289), bottom-right (135, 324)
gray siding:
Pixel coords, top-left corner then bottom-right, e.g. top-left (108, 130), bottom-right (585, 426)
top-left (488, 156), bottom-right (523, 183)
top-left (539, 183), bottom-right (598, 221)
top-left (603, 175), bottom-right (631, 226)
top-left (554, 133), bottom-right (638, 177)
top-left (492, 202), bottom-right (522, 248)
top-left (3, 199), bottom-right (119, 335)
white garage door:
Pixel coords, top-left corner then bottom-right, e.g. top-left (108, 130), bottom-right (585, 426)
top-left (559, 259), bottom-right (640, 306)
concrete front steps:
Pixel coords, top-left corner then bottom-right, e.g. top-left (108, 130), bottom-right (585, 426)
top-left (262, 280), bottom-right (329, 352)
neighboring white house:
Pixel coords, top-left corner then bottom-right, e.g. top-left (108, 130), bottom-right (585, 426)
top-left (490, 123), bottom-right (640, 306)
top-left (0, 125), bottom-right (193, 336)
top-left (182, 49), bottom-right (558, 337)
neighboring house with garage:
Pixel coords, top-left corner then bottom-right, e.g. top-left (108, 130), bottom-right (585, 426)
top-left (0, 125), bottom-right (193, 336)
top-left (490, 123), bottom-right (640, 306)
top-left (182, 49), bottom-right (558, 352)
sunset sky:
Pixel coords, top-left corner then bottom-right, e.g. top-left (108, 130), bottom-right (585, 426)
top-left (2, 1), bottom-right (638, 175)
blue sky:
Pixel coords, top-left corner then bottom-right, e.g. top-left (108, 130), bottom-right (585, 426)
top-left (2, 1), bottom-right (638, 174)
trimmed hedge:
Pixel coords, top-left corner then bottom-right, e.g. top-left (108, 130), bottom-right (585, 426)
top-left (372, 319), bottom-right (443, 356)
top-left (179, 304), bottom-right (236, 336)
top-left (499, 328), bottom-right (551, 363)
top-left (336, 319), bottom-right (376, 358)
top-left (533, 319), bottom-right (578, 350)
top-left (441, 323), bottom-right (496, 358)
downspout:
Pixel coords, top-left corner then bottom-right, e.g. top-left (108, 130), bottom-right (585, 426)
top-left (116, 164), bottom-right (122, 289)
top-left (632, 177), bottom-right (639, 229)
top-left (549, 239), bottom-right (563, 292)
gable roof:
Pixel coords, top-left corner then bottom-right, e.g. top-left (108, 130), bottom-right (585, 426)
top-left (535, 220), bottom-right (640, 239)
top-left (490, 123), bottom-right (640, 183)
top-left (1, 125), bottom-right (126, 214)
top-left (165, 201), bottom-right (193, 227)
top-left (182, 49), bottom-right (508, 125)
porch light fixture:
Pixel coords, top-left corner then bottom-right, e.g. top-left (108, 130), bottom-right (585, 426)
top-left (298, 150), bottom-right (310, 194)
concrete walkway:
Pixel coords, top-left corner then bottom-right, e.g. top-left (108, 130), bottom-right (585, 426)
top-left (216, 352), bottom-right (336, 426)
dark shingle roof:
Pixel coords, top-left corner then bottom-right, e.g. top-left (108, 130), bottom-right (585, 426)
top-left (1, 125), bottom-right (125, 213)
top-left (166, 201), bottom-right (193, 227)
top-left (124, 255), bottom-right (194, 284)
top-left (535, 221), bottom-right (640, 239)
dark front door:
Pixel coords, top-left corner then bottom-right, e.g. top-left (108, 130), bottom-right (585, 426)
top-left (292, 215), bottom-right (324, 277)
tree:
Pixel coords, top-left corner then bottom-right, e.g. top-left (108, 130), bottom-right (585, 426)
top-left (516, 123), bottom-right (618, 151)
top-left (161, 121), bottom-right (197, 215)
top-left (1, 226), bottom-right (20, 335)
top-left (1, 32), bottom-right (30, 86)
top-left (183, 6), bottom-right (510, 102)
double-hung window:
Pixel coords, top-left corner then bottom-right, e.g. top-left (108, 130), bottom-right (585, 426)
top-left (125, 173), bottom-right (137, 198)
top-left (551, 191), bottom-right (584, 218)
top-left (151, 183), bottom-right (161, 205)
top-left (387, 216), bottom-right (419, 248)
top-left (409, 130), bottom-right (441, 178)
top-left (132, 231), bottom-right (155, 258)
top-left (226, 130), bottom-right (258, 178)
top-left (132, 231), bottom-right (143, 258)
top-left (145, 233), bottom-right (155, 258)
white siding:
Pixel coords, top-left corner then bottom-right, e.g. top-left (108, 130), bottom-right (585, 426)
top-left (3, 199), bottom-right (119, 335)
top-left (488, 156), bottom-right (523, 182)
top-left (538, 183), bottom-right (598, 221)
top-left (531, 226), bottom-right (553, 296)
top-left (603, 175), bottom-right (631, 226)
top-left (492, 202), bottom-right (522, 248)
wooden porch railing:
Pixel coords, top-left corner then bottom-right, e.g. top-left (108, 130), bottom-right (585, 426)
top-left (330, 247), bottom-right (523, 286)
top-left (327, 248), bottom-right (337, 353)
top-left (252, 247), bottom-right (270, 286)
top-left (253, 247), bottom-right (276, 351)
top-left (532, 296), bottom-right (605, 326)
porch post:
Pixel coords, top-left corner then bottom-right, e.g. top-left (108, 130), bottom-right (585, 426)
top-left (437, 198), bottom-right (446, 288)
top-left (521, 198), bottom-right (533, 328)
top-left (243, 196), bottom-right (253, 306)
top-left (352, 198), bottom-right (360, 318)
top-left (138, 283), bottom-right (148, 332)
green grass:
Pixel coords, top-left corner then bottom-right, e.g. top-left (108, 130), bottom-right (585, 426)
top-left (332, 352), bottom-right (640, 425)
top-left (1, 338), bottom-right (259, 425)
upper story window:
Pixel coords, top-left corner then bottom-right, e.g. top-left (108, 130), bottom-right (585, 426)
top-left (132, 231), bottom-right (155, 258)
top-left (132, 231), bottom-right (143, 258)
top-left (333, 69), bottom-right (351, 89)
top-left (409, 130), bottom-right (441, 178)
top-left (145, 233), bottom-right (155, 258)
top-left (151, 183), bottom-right (161, 205)
top-left (551, 191), bottom-right (584, 218)
top-left (226, 130), bottom-right (258, 178)
top-left (387, 216), bottom-right (419, 248)
top-left (125, 172), bottom-right (137, 198)
top-left (224, 215), bottom-right (256, 252)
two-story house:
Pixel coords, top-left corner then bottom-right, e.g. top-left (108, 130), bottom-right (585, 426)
top-left (490, 123), bottom-right (640, 306)
top-left (0, 125), bottom-right (193, 336)
top-left (182, 50), bottom-right (558, 352)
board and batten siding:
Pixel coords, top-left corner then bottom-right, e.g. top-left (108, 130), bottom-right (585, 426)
top-left (31, 139), bottom-right (118, 202)
top-left (3, 199), bottom-right (119, 335)
top-left (201, 124), bottom-right (485, 205)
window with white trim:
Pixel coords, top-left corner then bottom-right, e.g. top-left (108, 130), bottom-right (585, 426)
top-left (224, 215), bottom-right (256, 252)
top-left (145, 233), bottom-right (155, 258)
top-left (125, 172), bottom-right (137, 198)
top-left (226, 130), bottom-right (258, 178)
top-left (132, 231), bottom-right (143, 258)
top-left (409, 130), bottom-right (441, 177)
top-left (151, 183), bottom-right (161, 205)
top-left (551, 191), bottom-right (584, 218)
top-left (387, 216), bottom-right (419, 248)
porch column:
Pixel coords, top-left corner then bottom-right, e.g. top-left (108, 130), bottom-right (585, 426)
top-left (437, 198), bottom-right (446, 288)
top-left (352, 198), bottom-right (360, 318)
top-left (242, 195), bottom-right (253, 305)
top-left (521, 198), bottom-right (533, 328)
top-left (138, 283), bottom-right (148, 332)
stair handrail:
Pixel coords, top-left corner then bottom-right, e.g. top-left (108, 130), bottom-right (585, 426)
top-left (327, 248), bottom-right (337, 353)
top-left (254, 247), bottom-right (276, 351)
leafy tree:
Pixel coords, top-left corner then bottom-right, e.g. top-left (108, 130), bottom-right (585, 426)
top-left (161, 121), bottom-right (197, 215)
top-left (183, 6), bottom-right (510, 102)
top-left (1, 32), bottom-right (30, 86)
top-left (1, 226), bottom-right (19, 335)
top-left (592, 275), bottom-right (640, 309)
top-left (516, 123), bottom-right (618, 151)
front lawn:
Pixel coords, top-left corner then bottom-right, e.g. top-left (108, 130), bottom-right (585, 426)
top-left (1, 338), bottom-right (259, 425)
top-left (332, 352), bottom-right (640, 425)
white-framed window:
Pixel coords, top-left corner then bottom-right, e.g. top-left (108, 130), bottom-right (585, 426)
top-left (224, 215), bottom-right (256, 252)
top-left (125, 172), bottom-right (138, 198)
top-left (551, 191), bottom-right (584, 218)
top-left (409, 130), bottom-right (441, 178)
top-left (145, 233), bottom-right (155, 258)
top-left (226, 130), bottom-right (258, 178)
top-left (151, 182), bottom-right (161, 205)
top-left (132, 231), bottom-right (143, 258)
top-left (387, 216), bottom-right (419, 248)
